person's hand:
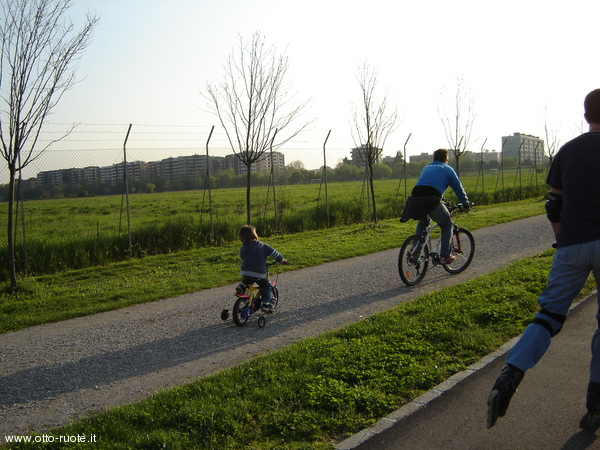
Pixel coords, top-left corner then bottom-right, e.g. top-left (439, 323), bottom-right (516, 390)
top-left (282, 260), bottom-right (290, 265)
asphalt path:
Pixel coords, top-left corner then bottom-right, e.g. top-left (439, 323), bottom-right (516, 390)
top-left (341, 293), bottom-right (598, 450)
top-left (0, 214), bottom-right (555, 440)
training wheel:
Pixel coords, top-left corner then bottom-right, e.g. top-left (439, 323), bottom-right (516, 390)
top-left (258, 315), bottom-right (266, 328)
top-left (221, 309), bottom-right (230, 321)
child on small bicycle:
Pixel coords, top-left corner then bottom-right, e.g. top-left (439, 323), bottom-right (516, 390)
top-left (236, 225), bottom-right (289, 312)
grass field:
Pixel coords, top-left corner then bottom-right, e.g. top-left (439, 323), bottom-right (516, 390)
top-left (0, 171), bottom-right (548, 280)
top-left (5, 168), bottom-right (548, 244)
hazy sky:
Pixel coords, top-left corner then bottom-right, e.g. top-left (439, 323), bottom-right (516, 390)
top-left (16, 0), bottom-right (600, 178)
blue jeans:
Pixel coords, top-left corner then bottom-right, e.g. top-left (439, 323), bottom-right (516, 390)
top-left (506, 239), bottom-right (600, 381)
top-left (242, 276), bottom-right (272, 304)
top-left (416, 202), bottom-right (453, 257)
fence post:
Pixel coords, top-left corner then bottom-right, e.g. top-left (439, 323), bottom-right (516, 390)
top-left (203, 126), bottom-right (215, 243)
top-left (322, 130), bottom-right (331, 227)
top-left (394, 133), bottom-right (411, 212)
top-left (269, 129), bottom-right (279, 232)
top-left (474, 138), bottom-right (487, 195)
top-left (122, 124), bottom-right (132, 257)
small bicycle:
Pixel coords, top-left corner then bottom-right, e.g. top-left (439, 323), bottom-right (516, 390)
top-left (398, 202), bottom-right (475, 286)
top-left (220, 262), bottom-right (280, 328)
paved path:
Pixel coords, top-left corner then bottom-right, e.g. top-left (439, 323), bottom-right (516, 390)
top-left (339, 294), bottom-right (598, 450)
top-left (0, 215), bottom-right (555, 440)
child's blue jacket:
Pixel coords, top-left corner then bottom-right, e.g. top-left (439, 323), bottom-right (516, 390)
top-left (240, 240), bottom-right (284, 278)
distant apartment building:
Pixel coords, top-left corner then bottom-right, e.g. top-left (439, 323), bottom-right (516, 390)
top-left (256, 151), bottom-right (285, 173)
top-left (99, 165), bottom-right (118, 183)
top-left (98, 161), bottom-right (144, 184)
top-left (38, 167), bottom-right (101, 186)
top-left (225, 151), bottom-right (285, 174)
top-left (501, 133), bottom-right (546, 163)
top-left (38, 161), bottom-right (141, 186)
top-left (409, 152), bottom-right (433, 163)
top-left (410, 149), bottom-right (503, 165)
top-left (83, 166), bottom-right (102, 182)
top-left (37, 170), bottom-right (64, 186)
top-left (147, 155), bottom-right (207, 181)
top-left (225, 153), bottom-right (245, 174)
top-left (465, 150), bottom-right (501, 163)
top-left (35, 152), bottom-right (283, 188)
top-left (351, 144), bottom-right (382, 167)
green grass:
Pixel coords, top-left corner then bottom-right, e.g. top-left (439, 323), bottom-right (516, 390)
top-left (8, 249), bottom-right (595, 449)
top-left (0, 198), bottom-right (545, 334)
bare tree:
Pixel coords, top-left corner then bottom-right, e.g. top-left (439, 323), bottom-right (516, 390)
top-left (0, 0), bottom-right (98, 288)
top-left (438, 76), bottom-right (476, 177)
top-left (543, 105), bottom-right (561, 165)
top-left (351, 62), bottom-right (398, 224)
top-left (206, 32), bottom-right (312, 224)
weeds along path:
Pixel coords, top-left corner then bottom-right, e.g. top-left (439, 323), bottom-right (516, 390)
top-left (0, 215), bottom-right (554, 438)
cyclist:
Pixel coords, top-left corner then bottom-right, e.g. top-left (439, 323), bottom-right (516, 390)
top-left (236, 225), bottom-right (288, 312)
top-left (401, 149), bottom-right (469, 264)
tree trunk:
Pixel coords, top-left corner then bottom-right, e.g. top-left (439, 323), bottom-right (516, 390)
top-left (368, 163), bottom-right (378, 223)
top-left (455, 153), bottom-right (461, 178)
top-left (246, 164), bottom-right (252, 224)
top-left (7, 166), bottom-right (17, 289)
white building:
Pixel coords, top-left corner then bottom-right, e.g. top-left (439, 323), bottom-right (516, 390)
top-left (501, 133), bottom-right (545, 163)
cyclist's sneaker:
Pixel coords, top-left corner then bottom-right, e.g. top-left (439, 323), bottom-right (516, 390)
top-left (440, 255), bottom-right (456, 264)
top-left (580, 381), bottom-right (600, 429)
top-left (235, 283), bottom-right (246, 294)
top-left (261, 302), bottom-right (274, 313)
top-left (487, 364), bottom-right (524, 428)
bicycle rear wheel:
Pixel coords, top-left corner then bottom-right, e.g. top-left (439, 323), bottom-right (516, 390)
top-left (443, 227), bottom-right (475, 274)
top-left (398, 235), bottom-right (429, 285)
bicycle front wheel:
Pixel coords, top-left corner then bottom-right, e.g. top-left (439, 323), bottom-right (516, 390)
top-left (443, 227), bottom-right (475, 274)
top-left (398, 235), bottom-right (429, 286)
top-left (233, 297), bottom-right (250, 326)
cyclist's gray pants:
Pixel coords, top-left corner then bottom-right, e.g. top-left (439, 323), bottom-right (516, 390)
top-left (416, 202), bottom-right (453, 257)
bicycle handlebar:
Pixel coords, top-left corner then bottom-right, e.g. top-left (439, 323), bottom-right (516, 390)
top-left (267, 260), bottom-right (289, 267)
top-left (445, 201), bottom-right (474, 213)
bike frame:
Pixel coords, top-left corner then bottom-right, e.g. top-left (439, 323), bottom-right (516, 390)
top-left (222, 261), bottom-right (282, 327)
top-left (234, 284), bottom-right (261, 314)
top-left (234, 263), bottom-right (278, 320)
top-left (419, 220), bottom-right (463, 265)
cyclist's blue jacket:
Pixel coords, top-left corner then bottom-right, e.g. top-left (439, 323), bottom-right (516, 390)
top-left (240, 240), bottom-right (284, 279)
top-left (414, 161), bottom-right (468, 205)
